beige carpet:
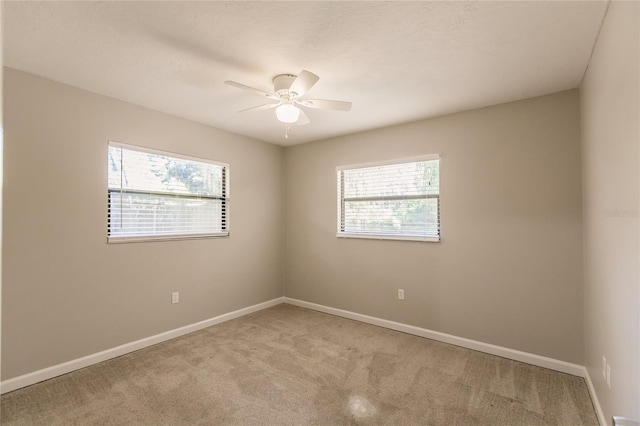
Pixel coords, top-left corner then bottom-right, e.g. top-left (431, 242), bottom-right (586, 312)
top-left (2, 304), bottom-right (598, 425)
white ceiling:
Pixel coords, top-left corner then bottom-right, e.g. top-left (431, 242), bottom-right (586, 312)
top-left (4, 1), bottom-right (607, 146)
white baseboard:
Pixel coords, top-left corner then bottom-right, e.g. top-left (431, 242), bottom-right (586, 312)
top-left (284, 297), bottom-right (586, 377)
top-left (584, 367), bottom-right (607, 426)
top-left (1, 297), bottom-right (286, 394)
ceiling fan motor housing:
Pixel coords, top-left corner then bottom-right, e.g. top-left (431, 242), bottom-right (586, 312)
top-left (273, 74), bottom-right (297, 97)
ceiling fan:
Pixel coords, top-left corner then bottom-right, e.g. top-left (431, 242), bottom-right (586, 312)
top-left (224, 70), bottom-right (352, 128)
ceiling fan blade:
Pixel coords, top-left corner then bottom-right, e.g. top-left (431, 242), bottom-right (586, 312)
top-left (289, 70), bottom-right (319, 97)
top-left (298, 99), bottom-right (352, 111)
top-left (225, 81), bottom-right (279, 100)
top-left (238, 103), bottom-right (279, 113)
top-left (297, 108), bottom-right (310, 126)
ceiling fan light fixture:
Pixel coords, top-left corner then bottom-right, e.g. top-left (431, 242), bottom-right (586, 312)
top-left (276, 104), bottom-right (300, 123)
top-left (226, 70), bottom-right (351, 132)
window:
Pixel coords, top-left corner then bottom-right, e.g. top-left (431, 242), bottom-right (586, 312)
top-left (337, 155), bottom-right (440, 241)
top-left (107, 142), bottom-right (228, 242)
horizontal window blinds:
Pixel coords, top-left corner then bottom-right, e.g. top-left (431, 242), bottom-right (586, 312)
top-left (108, 143), bottom-right (228, 241)
top-left (337, 157), bottom-right (439, 240)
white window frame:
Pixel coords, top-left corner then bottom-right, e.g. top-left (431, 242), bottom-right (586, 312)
top-left (107, 141), bottom-right (229, 243)
top-left (336, 154), bottom-right (440, 242)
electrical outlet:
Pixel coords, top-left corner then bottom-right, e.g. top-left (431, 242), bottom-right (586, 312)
top-left (603, 356), bottom-right (607, 380)
top-left (172, 292), bottom-right (179, 304)
top-left (606, 364), bottom-right (611, 389)
top-left (398, 289), bottom-right (405, 300)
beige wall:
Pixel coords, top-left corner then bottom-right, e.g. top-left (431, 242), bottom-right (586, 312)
top-left (580, 0), bottom-right (639, 421)
top-left (284, 90), bottom-right (584, 363)
top-left (2, 68), bottom-right (284, 380)
top-left (0, 1), bottom-right (4, 385)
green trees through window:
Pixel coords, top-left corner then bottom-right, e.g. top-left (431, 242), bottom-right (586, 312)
top-left (107, 143), bottom-right (228, 241)
top-left (337, 156), bottom-right (440, 240)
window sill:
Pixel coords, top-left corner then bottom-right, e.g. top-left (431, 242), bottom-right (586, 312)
top-left (108, 233), bottom-right (229, 244)
top-left (336, 233), bottom-right (439, 243)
